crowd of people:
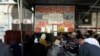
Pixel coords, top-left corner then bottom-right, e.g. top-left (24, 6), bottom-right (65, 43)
top-left (0, 30), bottom-right (100, 56)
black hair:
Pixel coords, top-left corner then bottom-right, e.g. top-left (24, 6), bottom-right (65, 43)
top-left (94, 34), bottom-right (99, 39)
top-left (76, 34), bottom-right (84, 39)
top-left (87, 30), bottom-right (93, 36)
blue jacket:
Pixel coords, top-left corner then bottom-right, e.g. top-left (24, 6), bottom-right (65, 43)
top-left (78, 42), bottom-right (100, 56)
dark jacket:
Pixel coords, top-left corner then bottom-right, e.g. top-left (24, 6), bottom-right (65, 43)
top-left (29, 43), bottom-right (47, 56)
top-left (10, 43), bottom-right (21, 56)
top-left (0, 42), bottom-right (12, 56)
top-left (78, 42), bottom-right (100, 56)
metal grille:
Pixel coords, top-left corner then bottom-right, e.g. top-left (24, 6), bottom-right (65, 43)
top-left (12, 5), bottom-right (32, 19)
top-left (11, 5), bottom-right (32, 31)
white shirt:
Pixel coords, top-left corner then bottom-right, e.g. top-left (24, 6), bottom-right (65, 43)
top-left (85, 38), bottom-right (100, 47)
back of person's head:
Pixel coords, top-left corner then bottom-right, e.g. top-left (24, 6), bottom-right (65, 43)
top-left (84, 30), bottom-right (93, 38)
top-left (94, 34), bottom-right (99, 39)
top-left (76, 30), bottom-right (81, 33)
top-left (87, 30), bottom-right (93, 36)
top-left (76, 34), bottom-right (84, 40)
top-left (71, 32), bottom-right (76, 38)
top-left (76, 35), bottom-right (85, 46)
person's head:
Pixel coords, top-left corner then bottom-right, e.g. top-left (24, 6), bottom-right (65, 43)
top-left (84, 31), bottom-right (90, 38)
top-left (76, 30), bottom-right (82, 35)
top-left (94, 34), bottom-right (99, 39)
top-left (77, 35), bottom-right (85, 46)
top-left (76, 30), bottom-right (81, 33)
top-left (84, 30), bottom-right (93, 38)
top-left (71, 32), bottom-right (76, 38)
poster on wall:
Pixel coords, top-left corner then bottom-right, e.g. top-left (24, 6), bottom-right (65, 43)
top-left (34, 5), bottom-right (75, 32)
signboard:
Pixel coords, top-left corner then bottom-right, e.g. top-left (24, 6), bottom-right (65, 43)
top-left (43, 13), bottom-right (63, 24)
top-left (34, 5), bottom-right (75, 32)
top-left (35, 6), bottom-right (75, 13)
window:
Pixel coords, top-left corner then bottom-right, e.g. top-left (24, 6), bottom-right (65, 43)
top-left (78, 12), bottom-right (92, 25)
top-left (12, 24), bottom-right (32, 31)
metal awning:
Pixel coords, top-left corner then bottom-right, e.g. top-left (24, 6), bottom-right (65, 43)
top-left (0, 5), bottom-right (10, 31)
top-left (0, 5), bottom-right (7, 24)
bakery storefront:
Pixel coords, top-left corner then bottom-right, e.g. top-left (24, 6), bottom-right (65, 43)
top-left (34, 5), bottom-right (75, 34)
top-left (4, 0), bottom-right (76, 44)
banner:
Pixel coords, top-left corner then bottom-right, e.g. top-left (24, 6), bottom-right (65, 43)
top-left (34, 5), bottom-right (75, 32)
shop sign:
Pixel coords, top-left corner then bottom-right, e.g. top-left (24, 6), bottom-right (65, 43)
top-left (43, 13), bottom-right (63, 24)
top-left (36, 6), bottom-right (75, 13)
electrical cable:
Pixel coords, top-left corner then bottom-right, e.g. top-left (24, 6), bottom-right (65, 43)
top-left (79, 0), bottom-right (99, 30)
top-left (81, 0), bottom-right (99, 20)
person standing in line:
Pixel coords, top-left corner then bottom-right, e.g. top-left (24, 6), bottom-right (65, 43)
top-left (77, 35), bottom-right (100, 56)
top-left (84, 30), bottom-right (100, 47)
top-left (65, 32), bottom-right (78, 56)
top-left (10, 42), bottom-right (21, 56)
top-left (23, 34), bottom-right (34, 56)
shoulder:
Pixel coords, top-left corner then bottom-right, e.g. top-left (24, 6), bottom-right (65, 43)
top-left (84, 43), bottom-right (100, 50)
top-left (80, 43), bottom-right (90, 49)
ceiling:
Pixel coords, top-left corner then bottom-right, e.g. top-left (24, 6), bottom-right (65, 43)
top-left (77, 0), bottom-right (100, 12)
top-left (14, 0), bottom-right (100, 12)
